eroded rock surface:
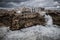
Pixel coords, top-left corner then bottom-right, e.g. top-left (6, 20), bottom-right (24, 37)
top-left (0, 9), bottom-right (45, 30)
top-left (0, 7), bottom-right (60, 30)
top-left (10, 13), bottom-right (45, 30)
top-left (46, 10), bottom-right (60, 26)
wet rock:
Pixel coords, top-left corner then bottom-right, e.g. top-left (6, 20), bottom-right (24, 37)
top-left (1, 7), bottom-right (60, 30)
top-left (0, 9), bottom-right (45, 30)
top-left (10, 13), bottom-right (45, 30)
top-left (46, 10), bottom-right (60, 26)
top-left (0, 9), bottom-right (16, 26)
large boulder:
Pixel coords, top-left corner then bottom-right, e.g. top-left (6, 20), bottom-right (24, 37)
top-left (0, 9), bottom-right (45, 30)
top-left (10, 13), bottom-right (45, 30)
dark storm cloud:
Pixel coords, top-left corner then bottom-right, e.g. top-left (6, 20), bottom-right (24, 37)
top-left (0, 2), bottom-right (14, 8)
top-left (0, 0), bottom-right (28, 2)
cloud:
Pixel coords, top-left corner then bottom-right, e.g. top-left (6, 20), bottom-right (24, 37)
top-left (8, 0), bottom-right (60, 8)
top-left (0, 0), bottom-right (60, 10)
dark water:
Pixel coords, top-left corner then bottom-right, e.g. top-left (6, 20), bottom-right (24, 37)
top-left (0, 0), bottom-right (60, 10)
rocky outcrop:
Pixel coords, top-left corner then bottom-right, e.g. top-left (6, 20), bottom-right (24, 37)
top-left (0, 9), bottom-right (45, 30)
top-left (0, 9), bottom-right (16, 26)
top-left (0, 7), bottom-right (60, 30)
top-left (46, 10), bottom-right (60, 26)
top-left (10, 13), bottom-right (45, 30)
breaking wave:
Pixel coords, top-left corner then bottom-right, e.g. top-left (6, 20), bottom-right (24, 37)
top-left (0, 25), bottom-right (60, 40)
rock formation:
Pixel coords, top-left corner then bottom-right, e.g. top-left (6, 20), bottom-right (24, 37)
top-left (0, 7), bottom-right (60, 30)
top-left (0, 9), bottom-right (16, 26)
top-left (46, 10), bottom-right (60, 26)
top-left (0, 9), bottom-right (45, 30)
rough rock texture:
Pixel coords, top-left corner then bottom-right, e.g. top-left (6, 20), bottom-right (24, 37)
top-left (0, 9), bottom-right (45, 30)
top-left (46, 10), bottom-right (60, 26)
top-left (10, 13), bottom-right (45, 30)
top-left (0, 7), bottom-right (60, 30)
top-left (0, 9), bottom-right (16, 26)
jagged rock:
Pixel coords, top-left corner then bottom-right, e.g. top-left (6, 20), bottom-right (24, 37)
top-left (0, 9), bottom-right (45, 30)
top-left (10, 13), bottom-right (45, 30)
top-left (0, 9), bottom-right (16, 26)
top-left (0, 8), bottom-right (60, 30)
top-left (46, 10), bottom-right (60, 26)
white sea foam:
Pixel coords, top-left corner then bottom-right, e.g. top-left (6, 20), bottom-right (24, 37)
top-left (44, 15), bottom-right (53, 26)
top-left (1, 25), bottom-right (59, 40)
top-left (0, 27), bottom-right (9, 37)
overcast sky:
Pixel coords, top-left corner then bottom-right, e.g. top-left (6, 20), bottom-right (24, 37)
top-left (0, 0), bottom-right (60, 9)
top-left (0, 0), bottom-right (28, 2)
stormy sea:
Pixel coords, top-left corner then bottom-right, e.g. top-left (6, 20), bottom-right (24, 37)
top-left (0, 0), bottom-right (60, 40)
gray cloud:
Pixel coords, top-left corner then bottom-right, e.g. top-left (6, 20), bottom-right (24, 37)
top-left (0, 0), bottom-right (28, 8)
top-left (0, 0), bottom-right (60, 10)
top-left (0, 0), bottom-right (28, 2)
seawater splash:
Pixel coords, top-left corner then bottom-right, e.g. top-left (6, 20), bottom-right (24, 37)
top-left (44, 14), bottom-right (53, 26)
top-left (39, 11), bottom-right (53, 26)
top-left (2, 25), bottom-right (60, 40)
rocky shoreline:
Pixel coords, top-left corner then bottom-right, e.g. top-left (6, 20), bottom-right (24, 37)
top-left (0, 7), bottom-right (60, 30)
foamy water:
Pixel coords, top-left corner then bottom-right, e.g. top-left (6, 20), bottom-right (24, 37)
top-left (44, 15), bottom-right (53, 26)
top-left (0, 25), bottom-right (60, 40)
